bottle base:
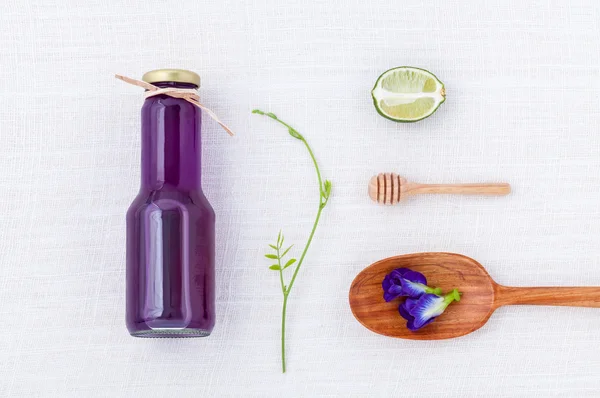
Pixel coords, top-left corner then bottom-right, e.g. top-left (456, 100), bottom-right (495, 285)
top-left (130, 328), bottom-right (211, 338)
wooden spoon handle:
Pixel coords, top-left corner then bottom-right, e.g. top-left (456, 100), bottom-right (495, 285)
top-left (494, 285), bottom-right (600, 308)
top-left (409, 183), bottom-right (511, 196)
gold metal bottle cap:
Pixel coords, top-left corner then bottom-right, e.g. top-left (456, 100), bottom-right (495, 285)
top-left (142, 69), bottom-right (200, 86)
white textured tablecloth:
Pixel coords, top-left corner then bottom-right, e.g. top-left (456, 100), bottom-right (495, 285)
top-left (2, 0), bottom-right (600, 396)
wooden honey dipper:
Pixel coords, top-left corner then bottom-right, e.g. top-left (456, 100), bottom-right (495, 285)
top-left (369, 173), bottom-right (511, 205)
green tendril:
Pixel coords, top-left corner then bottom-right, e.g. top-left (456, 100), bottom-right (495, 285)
top-left (255, 109), bottom-right (331, 373)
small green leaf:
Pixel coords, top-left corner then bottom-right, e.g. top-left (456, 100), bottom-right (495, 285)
top-left (324, 180), bottom-right (332, 197)
top-left (269, 244), bottom-right (278, 250)
top-left (288, 128), bottom-right (302, 140)
top-left (265, 254), bottom-right (278, 259)
top-left (283, 258), bottom-right (297, 269)
top-left (251, 109), bottom-right (264, 115)
top-left (269, 265), bottom-right (281, 270)
top-left (279, 235), bottom-right (284, 248)
top-left (281, 245), bottom-right (294, 258)
top-left (266, 112), bottom-right (277, 119)
top-left (453, 289), bottom-right (462, 302)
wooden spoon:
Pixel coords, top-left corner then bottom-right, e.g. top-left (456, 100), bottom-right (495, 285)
top-left (349, 252), bottom-right (600, 340)
top-left (368, 173), bottom-right (511, 205)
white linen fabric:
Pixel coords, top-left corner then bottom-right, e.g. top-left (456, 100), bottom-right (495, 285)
top-left (1, 0), bottom-right (600, 396)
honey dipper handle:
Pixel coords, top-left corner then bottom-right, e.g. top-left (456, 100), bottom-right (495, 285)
top-left (408, 183), bottom-right (511, 196)
top-left (368, 174), bottom-right (511, 205)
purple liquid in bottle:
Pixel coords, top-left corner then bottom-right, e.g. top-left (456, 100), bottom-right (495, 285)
top-left (126, 70), bottom-right (215, 337)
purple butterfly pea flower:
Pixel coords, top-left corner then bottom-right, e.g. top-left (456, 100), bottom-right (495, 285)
top-left (382, 268), bottom-right (442, 302)
top-left (398, 297), bottom-right (435, 331)
top-left (398, 289), bottom-right (462, 331)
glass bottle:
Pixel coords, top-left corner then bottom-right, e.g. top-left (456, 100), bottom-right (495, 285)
top-left (126, 69), bottom-right (215, 337)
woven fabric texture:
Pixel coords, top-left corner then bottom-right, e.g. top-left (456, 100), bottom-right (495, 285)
top-left (1, 0), bottom-right (600, 396)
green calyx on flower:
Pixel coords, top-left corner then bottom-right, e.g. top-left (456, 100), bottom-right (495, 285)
top-left (425, 286), bottom-right (443, 295)
top-left (443, 288), bottom-right (462, 305)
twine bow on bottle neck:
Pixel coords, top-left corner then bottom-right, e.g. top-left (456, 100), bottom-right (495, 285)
top-left (115, 74), bottom-right (234, 136)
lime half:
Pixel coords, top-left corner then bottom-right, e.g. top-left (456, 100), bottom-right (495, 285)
top-left (371, 66), bottom-right (445, 122)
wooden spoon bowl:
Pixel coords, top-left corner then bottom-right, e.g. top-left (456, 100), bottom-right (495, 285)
top-left (349, 252), bottom-right (600, 340)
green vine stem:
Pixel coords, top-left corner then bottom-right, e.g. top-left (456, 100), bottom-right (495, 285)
top-left (253, 109), bottom-right (331, 373)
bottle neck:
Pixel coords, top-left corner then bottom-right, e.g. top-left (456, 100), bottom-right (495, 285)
top-left (140, 82), bottom-right (202, 191)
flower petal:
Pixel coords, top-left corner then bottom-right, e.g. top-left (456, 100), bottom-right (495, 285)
top-left (409, 294), bottom-right (447, 329)
top-left (382, 269), bottom-right (404, 291)
top-left (398, 302), bottom-right (413, 321)
top-left (383, 268), bottom-right (421, 300)
top-left (382, 274), bottom-right (393, 292)
top-left (399, 278), bottom-right (428, 298)
top-left (400, 270), bottom-right (427, 285)
top-left (383, 284), bottom-right (403, 302)
top-left (404, 298), bottom-right (418, 312)
top-left (407, 316), bottom-right (436, 331)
